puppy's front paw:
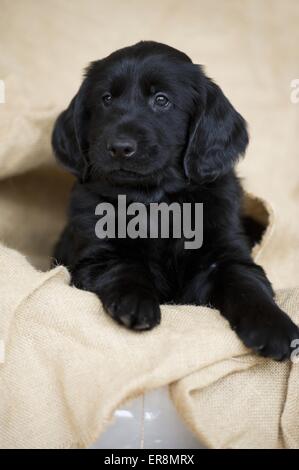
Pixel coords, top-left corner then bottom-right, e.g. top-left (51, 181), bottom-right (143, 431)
top-left (103, 292), bottom-right (161, 331)
top-left (233, 304), bottom-right (299, 361)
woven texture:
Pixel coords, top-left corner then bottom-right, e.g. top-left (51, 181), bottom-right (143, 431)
top-left (0, 0), bottom-right (298, 449)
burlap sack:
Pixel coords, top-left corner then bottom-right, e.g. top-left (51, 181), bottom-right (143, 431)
top-left (0, 0), bottom-right (298, 449)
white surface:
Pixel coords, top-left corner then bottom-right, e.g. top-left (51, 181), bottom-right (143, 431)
top-left (91, 387), bottom-right (203, 449)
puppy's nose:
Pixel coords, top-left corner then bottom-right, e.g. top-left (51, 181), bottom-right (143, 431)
top-left (107, 139), bottom-right (137, 158)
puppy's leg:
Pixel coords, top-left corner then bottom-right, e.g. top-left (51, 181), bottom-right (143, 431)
top-left (72, 255), bottom-right (161, 331)
top-left (180, 246), bottom-right (299, 360)
top-left (210, 261), bottom-right (299, 360)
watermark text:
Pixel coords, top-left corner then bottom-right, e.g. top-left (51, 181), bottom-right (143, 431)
top-left (95, 195), bottom-right (203, 249)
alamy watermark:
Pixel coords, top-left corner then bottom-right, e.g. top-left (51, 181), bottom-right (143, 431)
top-left (291, 339), bottom-right (299, 363)
top-left (0, 80), bottom-right (5, 104)
top-left (95, 195), bottom-right (203, 249)
top-left (290, 79), bottom-right (299, 104)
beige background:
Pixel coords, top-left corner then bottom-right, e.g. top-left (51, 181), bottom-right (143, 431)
top-left (0, 1), bottom-right (299, 449)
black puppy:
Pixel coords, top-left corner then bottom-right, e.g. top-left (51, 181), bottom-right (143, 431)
top-left (52, 41), bottom-right (298, 360)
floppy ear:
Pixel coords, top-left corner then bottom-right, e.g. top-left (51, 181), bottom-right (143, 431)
top-left (184, 78), bottom-right (249, 182)
top-left (52, 83), bottom-right (90, 182)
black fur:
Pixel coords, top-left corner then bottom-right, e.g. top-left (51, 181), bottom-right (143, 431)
top-left (52, 41), bottom-right (298, 359)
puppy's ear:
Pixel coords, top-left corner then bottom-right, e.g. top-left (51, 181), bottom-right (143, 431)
top-left (184, 77), bottom-right (249, 182)
top-left (52, 83), bottom-right (90, 182)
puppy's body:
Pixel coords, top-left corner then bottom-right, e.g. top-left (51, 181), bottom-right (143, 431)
top-left (56, 172), bottom-right (243, 305)
top-left (53, 41), bottom-right (299, 359)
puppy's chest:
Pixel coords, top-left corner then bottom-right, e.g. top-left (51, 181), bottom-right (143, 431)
top-left (71, 189), bottom-right (214, 256)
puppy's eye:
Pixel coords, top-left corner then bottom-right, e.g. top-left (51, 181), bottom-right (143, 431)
top-left (154, 94), bottom-right (170, 108)
top-left (102, 93), bottom-right (112, 105)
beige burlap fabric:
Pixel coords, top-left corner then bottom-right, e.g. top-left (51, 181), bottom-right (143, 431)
top-left (0, 0), bottom-right (298, 449)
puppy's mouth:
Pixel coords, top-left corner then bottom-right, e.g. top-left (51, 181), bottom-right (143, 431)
top-left (107, 162), bottom-right (162, 178)
top-left (106, 168), bottom-right (158, 185)
top-left (110, 169), bottom-right (142, 178)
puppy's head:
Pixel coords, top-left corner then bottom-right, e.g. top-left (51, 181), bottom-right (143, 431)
top-left (52, 41), bottom-right (248, 188)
